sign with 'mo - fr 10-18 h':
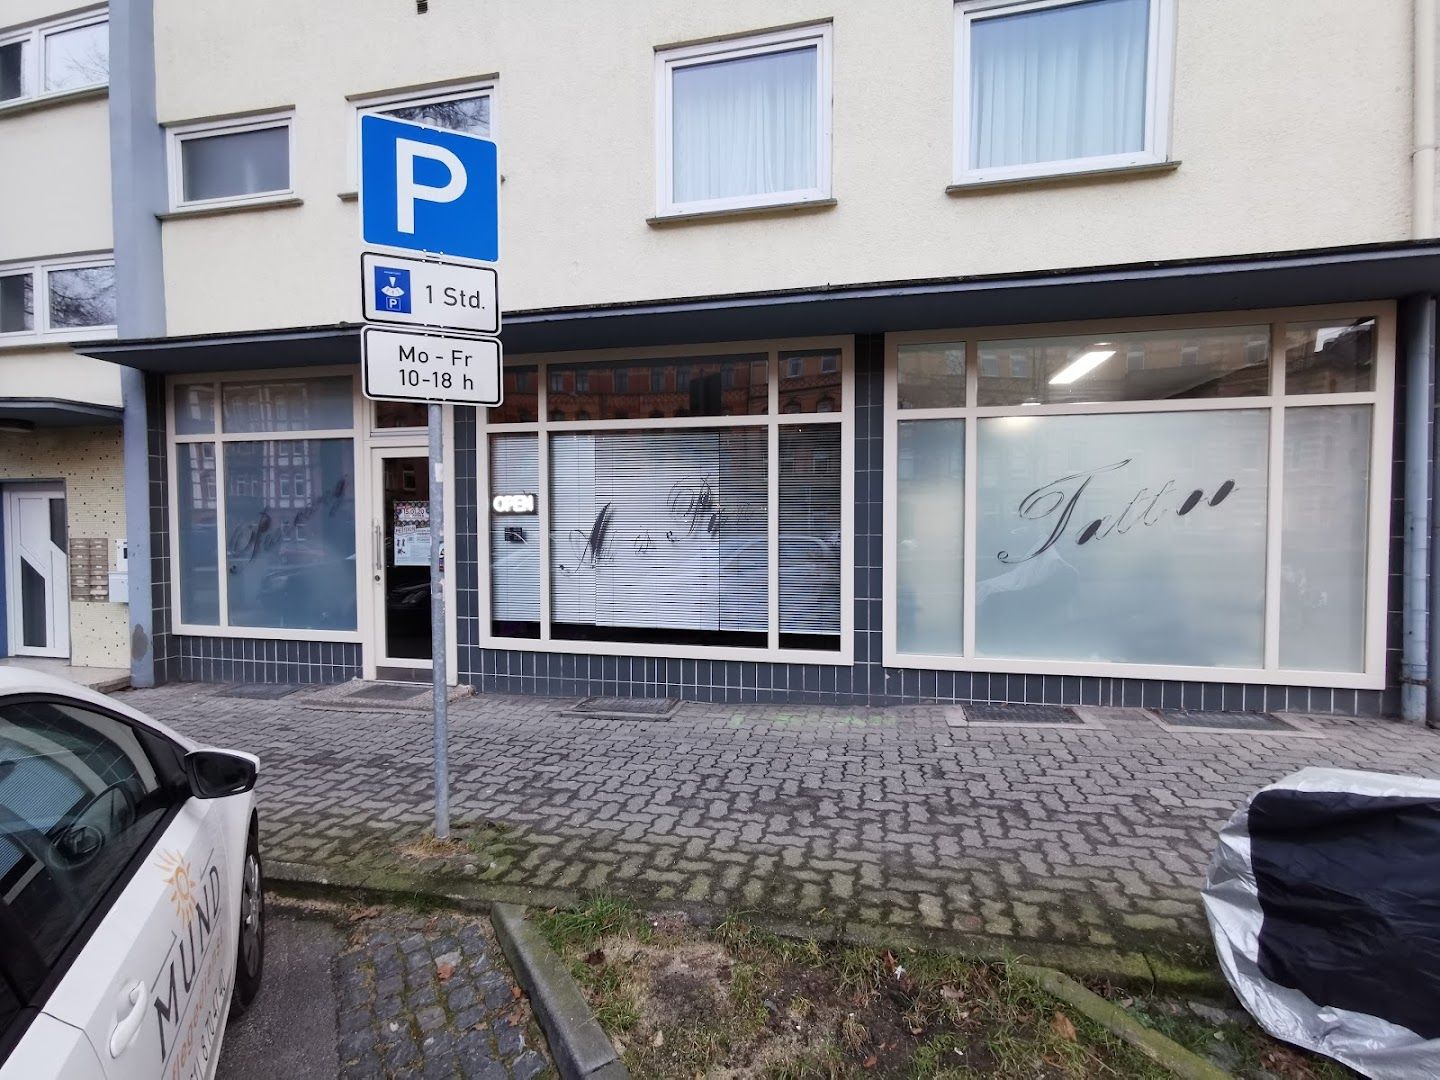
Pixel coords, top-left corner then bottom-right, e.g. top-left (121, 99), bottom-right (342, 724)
top-left (358, 112), bottom-right (502, 406)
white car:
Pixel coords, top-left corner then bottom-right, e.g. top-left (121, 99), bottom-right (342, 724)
top-left (0, 668), bottom-right (264, 1080)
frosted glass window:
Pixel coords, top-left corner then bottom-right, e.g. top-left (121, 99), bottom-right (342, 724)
top-left (180, 125), bottom-right (289, 203)
top-left (898, 343), bottom-right (966, 409)
top-left (43, 20), bottom-right (108, 92)
top-left (779, 426), bottom-right (842, 647)
top-left (671, 45), bottom-right (819, 204)
top-left (969, 0), bottom-right (1150, 170)
top-left (383, 92), bottom-right (490, 137)
top-left (47, 265), bottom-right (115, 328)
top-left (1285, 319), bottom-right (1376, 394)
top-left (978, 325), bottom-right (1269, 406)
top-left (490, 434), bottom-right (540, 637)
top-left (175, 443), bottom-right (219, 625)
top-left (550, 429), bottom-right (767, 645)
top-left (975, 410), bottom-right (1268, 665)
top-left (1280, 406), bottom-right (1371, 671)
top-left (897, 420), bottom-right (965, 656)
top-left (223, 439), bottom-right (356, 631)
top-left (0, 274), bottom-right (32, 333)
top-left (222, 376), bottom-right (353, 433)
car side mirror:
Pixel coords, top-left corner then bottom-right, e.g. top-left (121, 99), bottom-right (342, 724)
top-left (185, 750), bottom-right (258, 799)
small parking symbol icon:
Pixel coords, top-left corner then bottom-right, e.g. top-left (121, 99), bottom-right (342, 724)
top-left (375, 266), bottom-right (411, 313)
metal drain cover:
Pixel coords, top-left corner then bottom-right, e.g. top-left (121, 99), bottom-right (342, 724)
top-left (215, 682), bottom-right (299, 700)
top-left (962, 703), bottom-right (1082, 725)
top-left (346, 682), bottom-right (430, 703)
top-left (567, 696), bottom-right (680, 720)
top-left (1159, 710), bottom-right (1295, 732)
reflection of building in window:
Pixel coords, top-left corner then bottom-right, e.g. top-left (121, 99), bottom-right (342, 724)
top-left (777, 351), bottom-right (843, 414)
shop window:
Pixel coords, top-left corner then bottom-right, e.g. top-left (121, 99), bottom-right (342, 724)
top-left (482, 343), bottom-right (850, 660)
top-left (898, 343), bottom-right (966, 409)
top-left (0, 258), bottom-right (115, 340)
top-left (954, 0), bottom-right (1173, 185)
top-left (656, 24), bottom-right (832, 217)
top-left (976, 326), bottom-right (1270, 406)
top-left (887, 308), bottom-right (1388, 685)
top-left (170, 375), bottom-right (358, 634)
top-left (778, 350), bottom-right (842, 413)
top-left (168, 113), bottom-right (293, 210)
top-left (0, 11), bottom-right (108, 105)
top-left (543, 355), bottom-right (768, 422)
top-left (488, 366), bottom-right (539, 425)
top-left (374, 401), bottom-right (429, 429)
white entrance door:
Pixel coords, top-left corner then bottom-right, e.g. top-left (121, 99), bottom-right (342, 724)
top-left (4, 485), bottom-right (70, 658)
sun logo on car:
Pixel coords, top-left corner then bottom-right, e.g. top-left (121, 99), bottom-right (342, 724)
top-left (157, 850), bottom-right (197, 923)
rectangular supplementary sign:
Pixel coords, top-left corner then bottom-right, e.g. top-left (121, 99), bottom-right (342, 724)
top-left (361, 252), bottom-right (499, 335)
top-left (362, 326), bottom-right (502, 406)
top-left (359, 113), bottom-right (499, 263)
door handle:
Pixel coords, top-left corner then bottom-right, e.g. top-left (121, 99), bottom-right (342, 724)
top-left (373, 522), bottom-right (382, 575)
top-left (109, 980), bottom-right (146, 1057)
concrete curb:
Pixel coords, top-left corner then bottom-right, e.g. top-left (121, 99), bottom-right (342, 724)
top-left (265, 860), bottom-right (1224, 995)
top-left (491, 904), bottom-right (630, 1080)
top-left (1017, 964), bottom-right (1234, 1080)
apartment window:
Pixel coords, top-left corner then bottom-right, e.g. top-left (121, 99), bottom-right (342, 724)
top-left (656, 24), bottom-right (832, 217)
top-left (349, 82), bottom-right (494, 188)
top-left (0, 258), bottom-right (115, 340)
top-left (168, 113), bottom-right (293, 211)
top-left (169, 374), bottom-right (358, 635)
top-left (887, 306), bottom-right (1392, 688)
top-left (482, 342), bottom-right (851, 661)
top-left (954, 0), bottom-right (1173, 185)
top-left (0, 11), bottom-right (108, 106)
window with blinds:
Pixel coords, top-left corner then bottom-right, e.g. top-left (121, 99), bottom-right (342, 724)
top-left (482, 342), bottom-right (849, 658)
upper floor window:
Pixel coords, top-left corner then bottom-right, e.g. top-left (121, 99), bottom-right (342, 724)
top-left (348, 81), bottom-right (494, 189)
top-left (953, 0), bottom-right (1174, 185)
top-left (655, 24), bottom-right (832, 217)
top-left (0, 256), bottom-right (116, 342)
top-left (167, 112), bottom-right (293, 211)
top-left (0, 10), bottom-right (108, 107)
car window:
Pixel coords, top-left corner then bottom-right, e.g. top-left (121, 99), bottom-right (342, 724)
top-left (0, 701), bottom-right (172, 969)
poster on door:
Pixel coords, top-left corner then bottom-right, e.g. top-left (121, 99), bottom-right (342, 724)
top-left (393, 500), bottom-right (432, 566)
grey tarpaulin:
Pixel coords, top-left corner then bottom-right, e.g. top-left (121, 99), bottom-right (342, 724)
top-left (1203, 767), bottom-right (1440, 1079)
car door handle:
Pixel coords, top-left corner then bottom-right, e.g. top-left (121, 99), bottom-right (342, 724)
top-left (109, 980), bottom-right (146, 1057)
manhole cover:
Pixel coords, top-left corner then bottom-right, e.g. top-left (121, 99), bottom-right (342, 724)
top-left (567, 696), bottom-right (680, 720)
top-left (1159, 710), bottom-right (1296, 732)
top-left (347, 683), bottom-right (430, 703)
top-left (962, 703), bottom-right (1082, 725)
top-left (216, 683), bottom-right (299, 700)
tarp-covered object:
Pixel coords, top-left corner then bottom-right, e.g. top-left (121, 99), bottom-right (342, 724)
top-left (1203, 767), bottom-right (1440, 1079)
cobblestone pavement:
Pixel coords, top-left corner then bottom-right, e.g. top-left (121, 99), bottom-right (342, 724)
top-left (125, 684), bottom-right (1440, 956)
top-left (336, 906), bottom-right (551, 1080)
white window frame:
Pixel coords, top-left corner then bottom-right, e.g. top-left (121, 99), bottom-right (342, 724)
top-left (953, 0), bottom-right (1176, 186)
top-left (883, 303), bottom-right (1396, 691)
top-left (479, 337), bottom-right (855, 665)
top-left (0, 8), bottom-right (109, 110)
top-left (0, 254), bottom-right (117, 344)
top-left (654, 23), bottom-right (833, 218)
top-left (166, 111), bottom-right (295, 213)
top-left (345, 79), bottom-right (496, 191)
top-left (166, 368), bottom-right (364, 642)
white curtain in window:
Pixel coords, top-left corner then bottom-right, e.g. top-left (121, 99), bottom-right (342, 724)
top-left (672, 46), bottom-right (817, 203)
top-left (970, 0), bottom-right (1149, 170)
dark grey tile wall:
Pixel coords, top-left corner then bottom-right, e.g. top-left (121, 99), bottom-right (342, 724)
top-left (452, 335), bottom-right (1399, 717)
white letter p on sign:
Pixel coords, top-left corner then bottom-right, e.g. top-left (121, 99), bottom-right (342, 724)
top-left (395, 138), bottom-right (467, 234)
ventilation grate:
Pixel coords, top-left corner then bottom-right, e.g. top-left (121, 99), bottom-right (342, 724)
top-left (960, 703), bottom-right (1084, 725)
top-left (215, 682), bottom-right (299, 700)
top-left (1156, 710), bottom-right (1296, 733)
top-left (345, 682), bottom-right (432, 703)
top-left (566, 696), bottom-right (681, 720)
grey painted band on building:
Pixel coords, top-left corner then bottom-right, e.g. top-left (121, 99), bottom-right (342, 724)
top-left (109, 0), bottom-right (167, 687)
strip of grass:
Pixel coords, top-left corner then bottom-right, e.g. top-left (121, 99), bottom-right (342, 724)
top-left (539, 897), bottom-right (1189, 1078)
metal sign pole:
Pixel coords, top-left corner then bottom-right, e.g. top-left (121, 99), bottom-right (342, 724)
top-left (428, 401), bottom-right (450, 839)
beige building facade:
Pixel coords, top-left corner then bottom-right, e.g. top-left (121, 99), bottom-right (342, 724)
top-left (0, 1), bottom-right (128, 670)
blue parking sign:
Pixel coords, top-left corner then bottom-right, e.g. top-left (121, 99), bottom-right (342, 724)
top-left (360, 113), bottom-right (499, 263)
top-left (374, 265), bottom-right (412, 313)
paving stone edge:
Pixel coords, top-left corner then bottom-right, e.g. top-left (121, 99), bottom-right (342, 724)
top-left (1018, 964), bottom-right (1234, 1080)
top-left (491, 903), bottom-right (630, 1080)
top-left (267, 859), bottom-right (1225, 995)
